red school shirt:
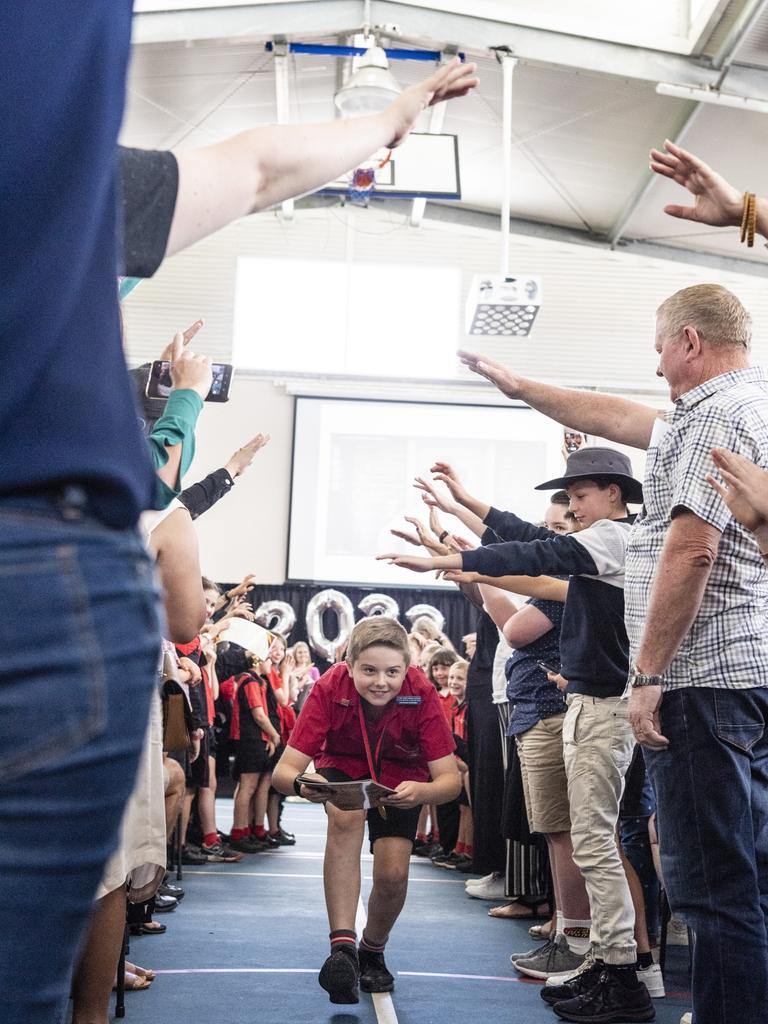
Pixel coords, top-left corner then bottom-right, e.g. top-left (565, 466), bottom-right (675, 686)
top-left (289, 663), bottom-right (455, 789)
top-left (229, 673), bottom-right (268, 742)
top-left (438, 690), bottom-right (457, 723)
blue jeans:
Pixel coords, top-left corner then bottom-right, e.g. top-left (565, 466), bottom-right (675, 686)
top-left (645, 686), bottom-right (768, 1024)
top-left (0, 491), bottom-right (162, 1023)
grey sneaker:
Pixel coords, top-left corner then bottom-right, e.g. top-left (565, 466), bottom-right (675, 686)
top-left (514, 934), bottom-right (586, 980)
top-left (510, 937), bottom-right (554, 964)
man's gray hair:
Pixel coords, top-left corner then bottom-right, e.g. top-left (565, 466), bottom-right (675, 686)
top-left (657, 283), bottom-right (751, 350)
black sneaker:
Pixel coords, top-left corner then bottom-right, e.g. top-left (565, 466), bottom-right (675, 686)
top-left (413, 838), bottom-right (436, 857)
top-left (201, 839), bottom-right (243, 862)
top-left (319, 946), bottom-right (360, 1004)
top-left (226, 835), bottom-right (265, 854)
top-left (277, 828), bottom-right (297, 846)
top-left (265, 833), bottom-right (282, 848)
top-left (181, 844), bottom-right (208, 865)
top-left (359, 948), bottom-right (395, 993)
top-left (553, 968), bottom-right (655, 1023)
top-left (541, 954), bottom-right (601, 1004)
top-left (430, 846), bottom-right (450, 864)
top-left (454, 855), bottom-right (474, 872)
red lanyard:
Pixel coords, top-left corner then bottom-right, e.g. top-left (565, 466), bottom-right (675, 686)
top-left (357, 700), bottom-right (388, 783)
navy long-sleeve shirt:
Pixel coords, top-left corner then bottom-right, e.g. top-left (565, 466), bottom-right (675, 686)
top-left (463, 509), bottom-right (633, 698)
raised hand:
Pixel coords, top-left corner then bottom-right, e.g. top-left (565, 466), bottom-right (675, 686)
top-left (445, 535), bottom-right (475, 552)
top-left (390, 527), bottom-right (422, 547)
top-left (441, 568), bottom-right (481, 585)
top-left (414, 475), bottom-right (456, 514)
top-left (225, 433), bottom-right (271, 479)
top-left (388, 57), bottom-right (478, 148)
top-left (430, 461), bottom-right (472, 506)
top-left (707, 447), bottom-right (768, 533)
top-left (160, 319), bottom-right (204, 362)
top-left (649, 140), bottom-right (742, 227)
top-left (457, 351), bottom-right (525, 399)
top-left (376, 552), bottom-right (436, 573)
top-left (168, 331), bottom-right (213, 401)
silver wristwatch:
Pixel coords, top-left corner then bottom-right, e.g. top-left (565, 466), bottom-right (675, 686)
top-left (628, 664), bottom-right (663, 688)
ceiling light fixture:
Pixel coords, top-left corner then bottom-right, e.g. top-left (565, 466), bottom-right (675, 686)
top-left (656, 81), bottom-right (768, 114)
top-left (334, 45), bottom-right (402, 117)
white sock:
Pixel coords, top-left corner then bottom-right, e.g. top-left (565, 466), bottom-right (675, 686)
top-left (556, 911), bottom-right (565, 937)
top-left (563, 917), bottom-right (591, 955)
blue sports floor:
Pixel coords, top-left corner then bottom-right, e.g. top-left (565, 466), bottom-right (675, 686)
top-left (119, 800), bottom-right (692, 1024)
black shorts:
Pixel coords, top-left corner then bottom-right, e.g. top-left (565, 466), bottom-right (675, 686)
top-left (234, 741), bottom-right (271, 777)
top-left (316, 767), bottom-right (421, 853)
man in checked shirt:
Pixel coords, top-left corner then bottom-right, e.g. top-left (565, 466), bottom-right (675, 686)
top-left (460, 283), bottom-right (768, 1024)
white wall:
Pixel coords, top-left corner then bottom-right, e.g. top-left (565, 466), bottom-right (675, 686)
top-left (184, 377), bottom-right (294, 584)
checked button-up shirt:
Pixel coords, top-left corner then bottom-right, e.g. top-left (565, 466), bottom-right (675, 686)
top-left (625, 366), bottom-right (768, 691)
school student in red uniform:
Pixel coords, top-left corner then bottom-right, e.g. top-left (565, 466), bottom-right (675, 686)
top-left (273, 617), bottom-right (461, 1004)
top-left (229, 672), bottom-right (281, 854)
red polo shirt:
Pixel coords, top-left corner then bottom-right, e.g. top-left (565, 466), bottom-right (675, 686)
top-left (439, 690), bottom-right (458, 723)
top-left (289, 663), bottom-right (455, 789)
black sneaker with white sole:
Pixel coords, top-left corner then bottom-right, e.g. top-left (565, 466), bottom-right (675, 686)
top-left (319, 946), bottom-right (360, 1004)
top-left (553, 968), bottom-right (655, 1023)
top-left (542, 959), bottom-right (604, 1005)
top-left (358, 948), bottom-right (395, 993)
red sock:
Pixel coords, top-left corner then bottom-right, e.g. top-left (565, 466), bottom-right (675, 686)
top-left (464, 845), bottom-right (474, 857)
top-left (416, 833), bottom-right (428, 843)
top-left (330, 929), bottom-right (357, 953)
top-left (231, 828), bottom-right (248, 840)
top-left (254, 825), bottom-right (267, 839)
top-left (203, 832), bottom-right (218, 847)
top-left (432, 829), bottom-right (441, 842)
top-left (455, 842), bottom-right (466, 855)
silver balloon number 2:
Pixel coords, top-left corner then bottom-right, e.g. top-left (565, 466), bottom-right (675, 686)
top-left (357, 593), bottom-right (401, 620)
top-left (305, 589), bottom-right (356, 662)
top-left (253, 600), bottom-right (297, 638)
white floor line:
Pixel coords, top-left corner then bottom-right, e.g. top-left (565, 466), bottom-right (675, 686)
top-left (191, 869), bottom-right (466, 884)
top-left (356, 896), bottom-right (400, 1024)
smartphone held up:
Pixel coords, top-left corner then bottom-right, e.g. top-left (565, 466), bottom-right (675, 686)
top-left (146, 360), bottom-right (234, 402)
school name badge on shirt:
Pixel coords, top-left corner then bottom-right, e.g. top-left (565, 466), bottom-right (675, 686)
top-left (395, 695), bottom-right (422, 705)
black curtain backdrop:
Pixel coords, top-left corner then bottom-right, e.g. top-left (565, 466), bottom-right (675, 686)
top-left (222, 581), bottom-right (478, 673)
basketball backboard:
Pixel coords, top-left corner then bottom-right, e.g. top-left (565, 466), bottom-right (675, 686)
top-left (319, 132), bottom-right (461, 200)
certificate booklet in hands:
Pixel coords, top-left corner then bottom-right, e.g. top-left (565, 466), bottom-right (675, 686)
top-left (297, 775), bottom-right (397, 811)
top-left (222, 619), bottom-right (272, 660)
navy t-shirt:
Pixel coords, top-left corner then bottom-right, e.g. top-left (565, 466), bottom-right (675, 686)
top-left (1, 4), bottom-right (156, 528)
top-left (505, 597), bottom-right (566, 737)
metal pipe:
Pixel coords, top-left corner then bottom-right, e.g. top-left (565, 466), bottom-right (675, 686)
top-left (500, 55), bottom-right (517, 276)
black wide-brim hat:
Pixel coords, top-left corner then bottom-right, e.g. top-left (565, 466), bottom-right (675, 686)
top-left (535, 446), bottom-right (644, 505)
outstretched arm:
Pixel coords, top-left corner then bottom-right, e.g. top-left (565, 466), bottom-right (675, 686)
top-left (649, 139), bottom-right (768, 239)
top-left (457, 352), bottom-right (660, 450)
top-left (167, 58), bottom-right (478, 256)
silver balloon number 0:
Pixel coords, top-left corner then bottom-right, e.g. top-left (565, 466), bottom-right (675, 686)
top-left (306, 589), bottom-right (356, 662)
top-left (253, 600), bottom-right (297, 638)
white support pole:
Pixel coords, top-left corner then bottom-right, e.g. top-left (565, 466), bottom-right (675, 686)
top-left (274, 40), bottom-right (294, 221)
top-left (500, 54), bottom-right (517, 277)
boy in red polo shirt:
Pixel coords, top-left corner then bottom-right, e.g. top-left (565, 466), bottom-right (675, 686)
top-left (273, 617), bottom-right (460, 1004)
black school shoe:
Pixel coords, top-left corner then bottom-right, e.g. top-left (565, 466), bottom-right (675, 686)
top-left (319, 946), bottom-right (360, 1004)
top-left (553, 967), bottom-right (655, 1023)
top-left (358, 948), bottom-right (395, 993)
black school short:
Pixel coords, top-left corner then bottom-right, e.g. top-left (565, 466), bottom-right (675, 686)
top-left (233, 739), bottom-right (271, 777)
top-left (316, 767), bottom-right (421, 853)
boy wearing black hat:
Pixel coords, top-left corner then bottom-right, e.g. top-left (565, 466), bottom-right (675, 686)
top-left (380, 448), bottom-right (655, 1024)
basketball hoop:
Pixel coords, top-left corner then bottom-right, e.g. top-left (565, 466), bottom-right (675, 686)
top-left (347, 150), bottom-right (393, 200)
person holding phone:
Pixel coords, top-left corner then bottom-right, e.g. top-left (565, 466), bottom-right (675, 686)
top-left (272, 617), bottom-right (460, 1005)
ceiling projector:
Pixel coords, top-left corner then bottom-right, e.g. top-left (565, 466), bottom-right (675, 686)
top-left (465, 274), bottom-right (542, 336)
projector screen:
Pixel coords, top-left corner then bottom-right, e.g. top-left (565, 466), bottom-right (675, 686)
top-left (288, 397), bottom-right (567, 588)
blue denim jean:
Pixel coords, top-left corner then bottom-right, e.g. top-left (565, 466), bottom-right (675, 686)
top-left (645, 686), bottom-right (768, 1024)
top-left (0, 491), bottom-right (162, 1023)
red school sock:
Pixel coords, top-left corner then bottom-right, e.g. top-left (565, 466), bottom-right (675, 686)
top-left (203, 832), bottom-right (219, 848)
top-left (231, 827), bottom-right (248, 840)
top-left (416, 833), bottom-right (429, 844)
top-left (463, 845), bottom-right (474, 857)
top-left (360, 931), bottom-right (387, 954)
top-left (432, 829), bottom-right (441, 842)
top-left (253, 825), bottom-right (267, 839)
top-left (454, 842), bottom-right (466, 856)
top-left (330, 929), bottom-right (357, 953)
